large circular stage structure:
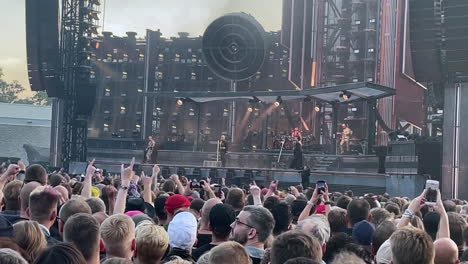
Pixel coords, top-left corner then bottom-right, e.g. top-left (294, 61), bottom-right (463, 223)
top-left (202, 12), bottom-right (267, 81)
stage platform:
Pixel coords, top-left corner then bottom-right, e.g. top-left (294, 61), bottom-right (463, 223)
top-left (70, 158), bottom-right (425, 198)
top-left (82, 141), bottom-right (436, 198)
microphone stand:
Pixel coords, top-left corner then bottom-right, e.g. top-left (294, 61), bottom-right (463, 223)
top-left (277, 139), bottom-right (285, 165)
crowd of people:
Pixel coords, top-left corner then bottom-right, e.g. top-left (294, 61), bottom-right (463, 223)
top-left (0, 158), bottom-right (467, 264)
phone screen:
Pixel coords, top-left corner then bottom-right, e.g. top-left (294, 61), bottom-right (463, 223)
top-left (426, 187), bottom-right (437, 203)
top-left (316, 180), bottom-right (326, 193)
top-left (425, 180), bottom-right (439, 204)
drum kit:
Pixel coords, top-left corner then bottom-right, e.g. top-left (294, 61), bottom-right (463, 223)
top-left (271, 133), bottom-right (316, 150)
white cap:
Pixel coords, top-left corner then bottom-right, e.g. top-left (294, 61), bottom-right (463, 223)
top-left (168, 212), bottom-right (198, 250)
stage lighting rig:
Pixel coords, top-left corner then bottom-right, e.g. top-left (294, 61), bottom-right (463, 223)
top-left (314, 103), bottom-right (322, 112)
top-left (274, 97), bottom-right (283, 107)
top-left (339, 91), bottom-right (352, 101)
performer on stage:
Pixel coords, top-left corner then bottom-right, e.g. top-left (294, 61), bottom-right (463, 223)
top-left (290, 136), bottom-right (303, 170)
top-left (144, 136), bottom-right (157, 163)
top-left (340, 123), bottom-right (352, 154)
top-left (292, 127), bottom-right (302, 139)
top-left (218, 135), bottom-right (228, 167)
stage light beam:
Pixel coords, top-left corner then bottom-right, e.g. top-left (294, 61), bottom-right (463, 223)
top-left (177, 99), bottom-right (184, 106)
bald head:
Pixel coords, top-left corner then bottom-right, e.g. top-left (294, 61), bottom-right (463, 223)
top-left (20, 182), bottom-right (41, 212)
top-left (200, 198), bottom-right (222, 226)
top-left (434, 238), bottom-right (459, 264)
top-left (54, 186), bottom-right (69, 202)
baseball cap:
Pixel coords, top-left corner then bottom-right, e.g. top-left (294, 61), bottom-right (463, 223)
top-left (165, 194), bottom-right (191, 215)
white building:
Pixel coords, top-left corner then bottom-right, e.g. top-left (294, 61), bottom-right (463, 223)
top-left (0, 103), bottom-right (51, 164)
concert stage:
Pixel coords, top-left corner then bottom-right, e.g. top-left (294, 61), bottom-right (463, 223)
top-left (82, 148), bottom-right (426, 198)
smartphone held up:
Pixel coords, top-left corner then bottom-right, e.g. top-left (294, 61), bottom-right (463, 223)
top-left (425, 180), bottom-right (439, 206)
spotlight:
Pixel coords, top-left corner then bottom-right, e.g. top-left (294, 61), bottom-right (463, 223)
top-left (339, 91), bottom-right (352, 101)
top-left (314, 103), bottom-right (322, 112)
top-left (176, 99), bottom-right (184, 106)
top-left (247, 107), bottom-right (253, 113)
top-left (274, 97), bottom-right (282, 107)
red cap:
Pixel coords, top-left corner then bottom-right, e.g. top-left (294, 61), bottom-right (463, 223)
top-left (165, 194), bottom-right (191, 215)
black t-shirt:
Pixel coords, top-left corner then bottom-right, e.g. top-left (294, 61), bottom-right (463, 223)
top-left (251, 256), bottom-right (262, 264)
top-left (196, 233), bottom-right (212, 248)
top-left (192, 243), bottom-right (216, 261)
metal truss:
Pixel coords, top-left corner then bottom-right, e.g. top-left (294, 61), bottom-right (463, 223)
top-left (60, 0), bottom-right (100, 168)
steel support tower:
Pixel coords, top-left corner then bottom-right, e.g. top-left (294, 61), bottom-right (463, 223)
top-left (59, 0), bottom-right (100, 169)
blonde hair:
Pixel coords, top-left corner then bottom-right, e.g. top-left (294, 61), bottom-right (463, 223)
top-left (209, 241), bottom-right (252, 264)
top-left (100, 214), bottom-right (135, 256)
top-left (13, 221), bottom-right (47, 263)
top-left (391, 226), bottom-right (434, 264)
top-left (331, 251), bottom-right (365, 264)
top-left (135, 221), bottom-right (169, 263)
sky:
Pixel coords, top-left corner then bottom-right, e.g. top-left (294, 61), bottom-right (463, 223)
top-left (0, 0), bottom-right (283, 96)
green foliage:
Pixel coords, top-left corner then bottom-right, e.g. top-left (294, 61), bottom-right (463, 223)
top-left (0, 68), bottom-right (51, 105)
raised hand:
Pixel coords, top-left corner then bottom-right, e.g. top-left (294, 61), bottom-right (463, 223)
top-left (152, 164), bottom-right (160, 177)
top-left (289, 186), bottom-right (300, 197)
top-left (17, 160), bottom-right (26, 172)
top-left (4, 164), bottom-right (19, 177)
top-left (433, 190), bottom-right (445, 215)
top-left (201, 180), bottom-right (211, 192)
top-left (323, 183), bottom-right (330, 202)
top-left (170, 174), bottom-right (180, 183)
top-left (1, 164), bottom-right (19, 183)
top-left (86, 159), bottom-right (96, 176)
top-left (121, 157), bottom-right (135, 184)
top-left (183, 181), bottom-right (194, 196)
top-left (269, 180), bottom-right (279, 191)
top-left (310, 186), bottom-right (320, 205)
top-left (250, 184), bottom-right (261, 197)
top-left (141, 171), bottom-right (154, 186)
top-left (408, 190), bottom-right (426, 214)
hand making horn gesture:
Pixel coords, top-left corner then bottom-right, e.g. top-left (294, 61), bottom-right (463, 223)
top-left (121, 157), bottom-right (135, 186)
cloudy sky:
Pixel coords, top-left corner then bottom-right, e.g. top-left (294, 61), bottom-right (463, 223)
top-left (0, 0), bottom-right (282, 94)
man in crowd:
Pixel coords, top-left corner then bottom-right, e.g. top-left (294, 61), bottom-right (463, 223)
top-left (134, 221), bottom-right (169, 264)
top-left (270, 231), bottom-right (323, 264)
top-left (28, 186), bottom-right (61, 245)
top-left (192, 203), bottom-right (236, 260)
top-left (196, 198), bottom-right (222, 247)
top-left (230, 205), bottom-right (275, 264)
top-left (100, 214), bottom-right (136, 261)
top-left (24, 164), bottom-right (48, 185)
top-left (225, 188), bottom-right (245, 215)
top-left (0, 180), bottom-right (22, 222)
top-left (434, 238), bottom-right (460, 264)
top-left (345, 199), bottom-right (371, 235)
top-left (63, 213), bottom-right (101, 264)
top-left (390, 227), bottom-right (434, 264)
top-left (58, 199), bottom-right (92, 236)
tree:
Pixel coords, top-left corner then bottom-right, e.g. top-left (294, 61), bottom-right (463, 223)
top-left (16, 91), bottom-right (52, 105)
top-left (0, 68), bottom-right (51, 105)
top-left (0, 68), bottom-right (25, 103)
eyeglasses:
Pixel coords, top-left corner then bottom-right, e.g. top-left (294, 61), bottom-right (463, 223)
top-left (233, 217), bottom-right (255, 229)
